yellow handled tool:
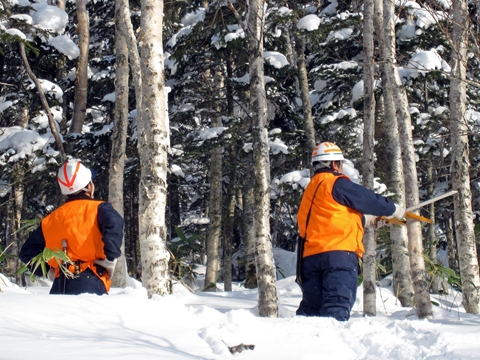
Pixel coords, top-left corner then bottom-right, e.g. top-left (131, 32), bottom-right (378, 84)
top-left (382, 212), bottom-right (432, 225)
top-left (381, 190), bottom-right (457, 225)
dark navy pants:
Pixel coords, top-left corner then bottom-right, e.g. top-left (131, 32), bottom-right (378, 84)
top-left (50, 269), bottom-right (107, 295)
top-left (296, 251), bottom-right (359, 321)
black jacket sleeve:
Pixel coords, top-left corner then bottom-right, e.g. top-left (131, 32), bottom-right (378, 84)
top-left (332, 177), bottom-right (396, 216)
top-left (19, 226), bottom-right (47, 277)
top-left (97, 202), bottom-right (124, 261)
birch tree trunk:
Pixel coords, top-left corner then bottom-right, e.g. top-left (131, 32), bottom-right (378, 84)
top-left (138, 0), bottom-right (170, 298)
top-left (123, 0), bottom-right (142, 121)
top-left (381, 79), bottom-right (415, 306)
top-left (109, 0), bottom-right (129, 288)
top-left (382, 0), bottom-right (432, 318)
top-left (203, 65), bottom-right (224, 292)
top-left (362, 0), bottom-right (377, 317)
top-left (374, 0), bottom-right (414, 306)
top-left (248, 0), bottom-right (278, 317)
top-left (70, 0), bottom-right (89, 134)
top-left (450, 0), bottom-right (480, 314)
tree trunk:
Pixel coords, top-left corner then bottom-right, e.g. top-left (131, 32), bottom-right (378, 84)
top-left (248, 0), bottom-right (278, 317)
top-left (379, 78), bottom-right (415, 307)
top-left (446, 214), bottom-right (457, 274)
top-left (450, 0), bottom-right (480, 314)
top-left (70, 0), bottom-right (89, 134)
top-left (123, 0), bottom-right (142, 123)
top-left (203, 66), bottom-right (224, 292)
top-left (243, 153), bottom-right (257, 289)
top-left (427, 158), bottom-right (439, 294)
top-left (223, 144), bottom-right (237, 291)
top-left (382, 0), bottom-right (432, 318)
top-left (138, 0), bottom-right (170, 298)
top-left (109, 0), bottom-right (130, 288)
top-left (362, 0), bottom-right (376, 317)
top-left (374, 0), bottom-right (414, 305)
top-left (293, 32), bottom-right (316, 171)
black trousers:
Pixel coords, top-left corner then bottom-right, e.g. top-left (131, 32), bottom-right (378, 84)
top-left (297, 251), bottom-right (358, 321)
top-left (50, 268), bottom-right (107, 295)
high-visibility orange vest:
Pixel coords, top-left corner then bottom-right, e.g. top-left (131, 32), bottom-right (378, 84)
top-left (297, 172), bottom-right (364, 258)
top-left (41, 199), bottom-right (111, 292)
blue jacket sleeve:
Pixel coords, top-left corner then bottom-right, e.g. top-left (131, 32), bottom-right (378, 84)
top-left (332, 177), bottom-right (396, 216)
top-left (97, 202), bottom-right (124, 261)
top-left (19, 226), bottom-right (47, 277)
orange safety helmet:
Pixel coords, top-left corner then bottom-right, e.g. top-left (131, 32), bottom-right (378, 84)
top-left (311, 142), bottom-right (345, 163)
top-left (57, 161), bottom-right (92, 195)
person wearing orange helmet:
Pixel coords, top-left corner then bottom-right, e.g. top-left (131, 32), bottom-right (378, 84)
top-left (20, 160), bottom-right (124, 295)
top-left (296, 142), bottom-right (405, 321)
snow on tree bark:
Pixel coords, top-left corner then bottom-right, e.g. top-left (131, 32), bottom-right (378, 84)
top-left (382, 0), bottom-right (432, 319)
top-left (138, 0), bottom-right (170, 298)
top-left (109, 0), bottom-right (130, 288)
top-left (374, 0), bottom-right (414, 308)
top-left (248, 0), bottom-right (278, 317)
top-left (362, 0), bottom-right (376, 317)
top-left (450, 0), bottom-right (480, 314)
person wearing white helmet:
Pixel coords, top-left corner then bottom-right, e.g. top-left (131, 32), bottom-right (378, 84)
top-left (296, 142), bottom-right (405, 321)
top-left (20, 160), bottom-right (124, 295)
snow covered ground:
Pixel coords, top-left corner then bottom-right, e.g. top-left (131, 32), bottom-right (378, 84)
top-left (1, 250), bottom-right (480, 360)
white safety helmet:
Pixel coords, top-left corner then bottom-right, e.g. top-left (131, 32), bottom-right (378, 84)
top-left (57, 161), bottom-right (92, 195)
top-left (311, 142), bottom-right (345, 163)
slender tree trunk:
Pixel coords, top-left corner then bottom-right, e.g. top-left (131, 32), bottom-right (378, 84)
top-left (223, 144), bottom-right (237, 291)
top-left (427, 158), bottom-right (439, 294)
top-left (374, 0), bottom-right (414, 305)
top-left (243, 153), bottom-right (257, 289)
top-left (284, 4), bottom-right (316, 170)
top-left (138, 0), bottom-right (170, 298)
top-left (445, 213), bottom-right (457, 274)
top-left (70, 0), bottom-right (89, 134)
top-left (362, 0), bottom-right (376, 317)
top-left (450, 0), bottom-right (480, 314)
top-left (293, 32), bottom-right (316, 171)
top-left (123, 0), bottom-right (142, 123)
top-left (203, 66), bottom-right (224, 292)
top-left (109, 0), bottom-right (130, 288)
top-left (383, 0), bottom-right (432, 318)
top-left (248, 0), bottom-right (278, 317)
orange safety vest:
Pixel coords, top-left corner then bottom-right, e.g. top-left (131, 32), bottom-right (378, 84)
top-left (297, 171), bottom-right (364, 258)
top-left (41, 199), bottom-right (112, 292)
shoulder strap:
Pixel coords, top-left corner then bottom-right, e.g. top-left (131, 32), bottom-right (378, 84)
top-left (303, 178), bottom-right (325, 238)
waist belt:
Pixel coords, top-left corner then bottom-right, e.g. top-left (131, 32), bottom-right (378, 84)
top-left (67, 261), bottom-right (83, 275)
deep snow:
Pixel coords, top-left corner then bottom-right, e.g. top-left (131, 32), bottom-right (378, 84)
top-left (2, 249), bottom-right (480, 360)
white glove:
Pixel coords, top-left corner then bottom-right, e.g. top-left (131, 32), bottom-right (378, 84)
top-left (364, 215), bottom-right (387, 229)
top-left (47, 268), bottom-right (56, 281)
top-left (388, 204), bottom-right (406, 220)
top-left (94, 258), bottom-right (117, 278)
